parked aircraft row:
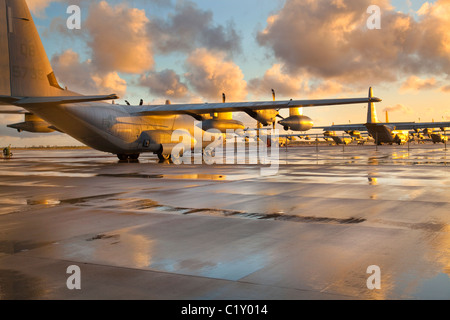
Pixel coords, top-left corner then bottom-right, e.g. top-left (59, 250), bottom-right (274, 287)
top-left (0, 0), bottom-right (383, 161)
top-left (0, 0), bottom-right (447, 162)
top-left (314, 92), bottom-right (450, 145)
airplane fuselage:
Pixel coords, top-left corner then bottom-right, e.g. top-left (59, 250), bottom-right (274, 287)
top-left (23, 102), bottom-right (202, 155)
top-left (365, 123), bottom-right (409, 145)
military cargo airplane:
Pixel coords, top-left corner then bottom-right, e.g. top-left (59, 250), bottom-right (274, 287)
top-left (315, 89), bottom-right (450, 145)
top-left (0, 0), bottom-right (381, 161)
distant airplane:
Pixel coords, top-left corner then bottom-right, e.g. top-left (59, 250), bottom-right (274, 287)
top-left (430, 132), bottom-right (449, 144)
top-left (323, 131), bottom-right (352, 145)
top-left (315, 88), bottom-right (450, 145)
top-left (0, 0), bottom-right (381, 161)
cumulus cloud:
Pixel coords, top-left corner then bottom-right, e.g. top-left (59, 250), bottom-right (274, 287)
top-left (28, 0), bottom-right (61, 17)
top-left (44, 1), bottom-right (154, 75)
top-left (51, 49), bottom-right (127, 97)
top-left (400, 76), bottom-right (440, 92)
top-left (139, 69), bottom-right (189, 100)
top-left (148, 1), bottom-right (241, 55)
top-left (184, 48), bottom-right (247, 102)
top-left (91, 72), bottom-right (127, 97)
top-left (41, 1), bottom-right (244, 102)
top-left (248, 64), bottom-right (309, 98)
top-left (248, 64), bottom-right (349, 99)
top-left (382, 104), bottom-right (413, 114)
top-left (85, 1), bottom-right (154, 74)
top-left (255, 0), bottom-right (450, 88)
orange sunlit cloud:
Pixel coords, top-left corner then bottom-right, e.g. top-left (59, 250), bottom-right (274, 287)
top-left (382, 104), bottom-right (413, 115)
top-left (51, 49), bottom-right (127, 97)
top-left (248, 64), bottom-right (350, 99)
top-left (256, 0), bottom-right (450, 90)
top-left (184, 48), bottom-right (247, 102)
top-left (28, 0), bottom-right (61, 17)
top-left (85, 1), bottom-right (153, 74)
top-left (400, 76), bottom-right (440, 93)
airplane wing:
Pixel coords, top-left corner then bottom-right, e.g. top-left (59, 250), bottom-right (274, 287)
top-left (314, 121), bottom-right (450, 132)
top-left (391, 122), bottom-right (450, 130)
top-left (128, 97), bottom-right (382, 117)
top-left (0, 94), bottom-right (119, 106)
top-left (278, 133), bottom-right (310, 137)
top-left (313, 124), bottom-right (368, 131)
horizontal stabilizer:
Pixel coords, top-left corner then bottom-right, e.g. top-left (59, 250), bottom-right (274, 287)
top-left (0, 106), bottom-right (26, 114)
top-left (15, 94), bottom-right (119, 105)
top-left (0, 95), bottom-right (20, 105)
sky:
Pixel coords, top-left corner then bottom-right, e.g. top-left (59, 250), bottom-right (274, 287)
top-left (2, 0), bottom-right (450, 147)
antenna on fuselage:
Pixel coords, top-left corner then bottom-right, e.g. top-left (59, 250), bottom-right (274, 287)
top-left (125, 100), bottom-right (130, 105)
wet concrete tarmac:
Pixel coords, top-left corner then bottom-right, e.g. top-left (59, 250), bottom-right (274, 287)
top-left (0, 144), bottom-right (449, 300)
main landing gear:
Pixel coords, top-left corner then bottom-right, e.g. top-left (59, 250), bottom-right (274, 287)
top-left (157, 153), bottom-right (171, 162)
top-left (156, 149), bottom-right (184, 163)
top-left (117, 153), bottom-right (140, 161)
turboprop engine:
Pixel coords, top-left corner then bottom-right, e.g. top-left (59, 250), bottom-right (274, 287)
top-left (201, 112), bottom-right (245, 133)
top-left (347, 130), bottom-right (361, 138)
top-left (199, 94), bottom-right (245, 132)
top-left (423, 128), bottom-right (432, 135)
top-left (7, 113), bottom-right (55, 133)
top-left (278, 107), bottom-right (313, 131)
top-left (246, 109), bottom-right (279, 127)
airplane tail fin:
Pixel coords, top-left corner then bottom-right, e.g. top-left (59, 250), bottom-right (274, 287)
top-left (0, 0), bottom-right (68, 97)
top-left (366, 87), bottom-right (379, 124)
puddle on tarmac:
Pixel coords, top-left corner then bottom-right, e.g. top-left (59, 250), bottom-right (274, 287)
top-left (0, 170), bottom-right (95, 178)
top-left (0, 269), bottom-right (46, 299)
top-left (87, 234), bottom-right (120, 242)
top-left (97, 173), bottom-right (164, 179)
top-left (412, 273), bottom-right (450, 299)
top-left (0, 240), bottom-right (56, 254)
top-left (97, 173), bottom-right (232, 180)
top-left (137, 204), bottom-right (365, 225)
top-left (37, 191), bottom-right (366, 226)
top-left (58, 193), bottom-right (124, 205)
top-left (27, 199), bottom-right (61, 206)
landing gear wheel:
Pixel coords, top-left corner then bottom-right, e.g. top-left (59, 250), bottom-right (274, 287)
top-left (157, 153), bottom-right (171, 162)
top-left (117, 153), bottom-right (140, 161)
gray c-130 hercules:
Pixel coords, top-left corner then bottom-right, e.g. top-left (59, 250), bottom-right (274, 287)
top-left (314, 88), bottom-right (450, 146)
top-left (0, 0), bottom-right (381, 161)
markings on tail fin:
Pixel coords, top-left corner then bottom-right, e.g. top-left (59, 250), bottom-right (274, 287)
top-left (7, 6), bottom-right (12, 33)
top-left (5, 0), bottom-right (68, 97)
top-left (0, 0), bottom-right (11, 96)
